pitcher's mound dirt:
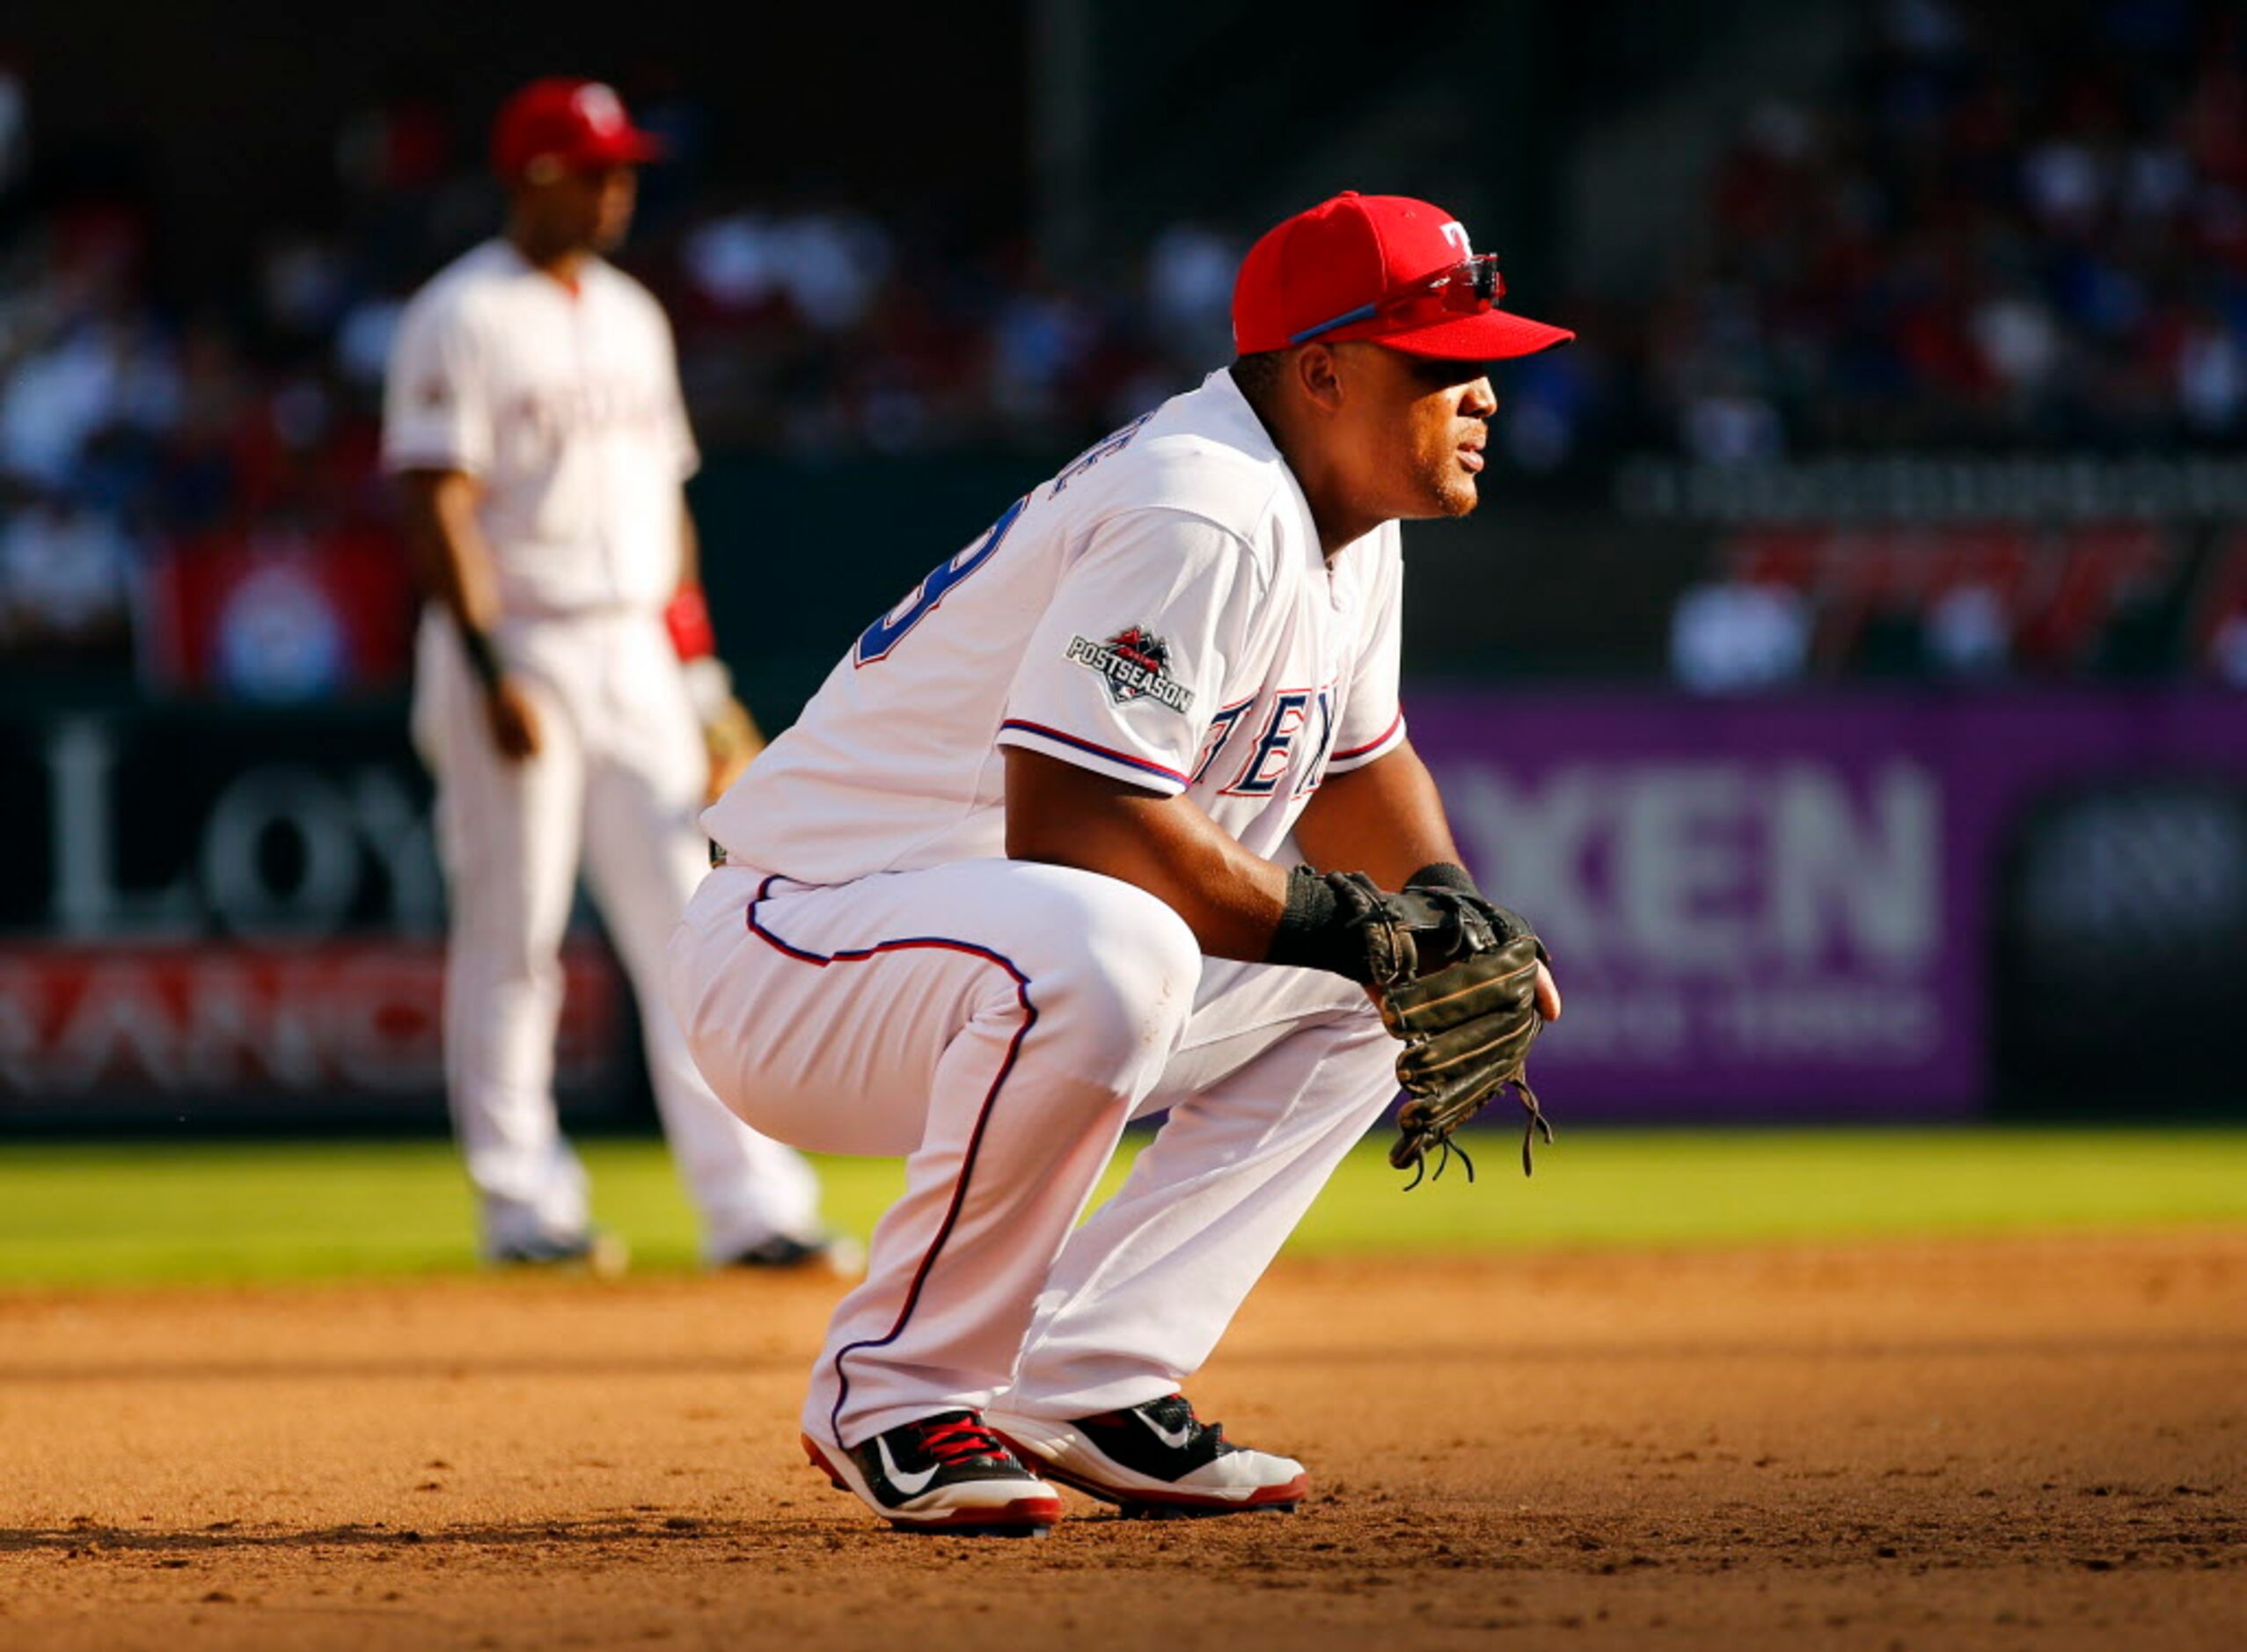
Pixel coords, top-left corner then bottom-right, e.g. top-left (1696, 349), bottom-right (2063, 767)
top-left (1, 1232), bottom-right (2242, 1650)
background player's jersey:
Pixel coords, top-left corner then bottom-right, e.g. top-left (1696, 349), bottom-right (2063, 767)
top-left (381, 240), bottom-right (699, 618)
top-left (703, 368), bottom-right (1405, 884)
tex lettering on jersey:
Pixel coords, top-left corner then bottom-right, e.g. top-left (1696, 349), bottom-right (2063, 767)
top-left (1217, 683), bottom-right (1339, 797)
top-left (1188, 696), bottom-right (1256, 785)
top-left (1065, 625), bottom-right (1195, 713)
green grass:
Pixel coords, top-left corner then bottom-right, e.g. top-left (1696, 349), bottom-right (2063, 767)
top-left (0, 1128), bottom-right (2243, 1289)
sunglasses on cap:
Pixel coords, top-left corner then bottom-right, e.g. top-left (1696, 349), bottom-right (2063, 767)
top-left (1287, 253), bottom-right (1508, 347)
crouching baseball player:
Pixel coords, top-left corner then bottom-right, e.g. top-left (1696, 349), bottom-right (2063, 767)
top-left (669, 193), bottom-right (1569, 1531)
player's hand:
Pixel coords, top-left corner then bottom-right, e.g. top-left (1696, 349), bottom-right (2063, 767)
top-left (482, 677), bottom-right (544, 762)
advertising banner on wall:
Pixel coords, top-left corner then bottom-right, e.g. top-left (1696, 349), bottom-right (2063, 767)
top-left (0, 939), bottom-right (623, 1127)
top-left (0, 707), bottom-right (633, 1129)
top-left (1413, 690), bottom-right (2247, 1119)
top-left (4, 692), bottom-right (2242, 1128)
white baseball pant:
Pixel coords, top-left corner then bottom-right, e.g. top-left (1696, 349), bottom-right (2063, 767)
top-left (413, 610), bottom-right (823, 1261)
top-left (667, 855), bottom-right (1396, 1447)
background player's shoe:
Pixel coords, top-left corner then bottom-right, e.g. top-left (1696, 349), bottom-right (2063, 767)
top-left (487, 1229), bottom-right (629, 1277)
top-left (801, 1410), bottom-right (1064, 1535)
top-left (987, 1393), bottom-right (1307, 1516)
top-left (723, 1233), bottom-right (866, 1277)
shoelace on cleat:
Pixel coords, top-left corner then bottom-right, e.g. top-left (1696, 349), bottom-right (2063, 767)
top-left (911, 1416), bottom-right (1012, 1467)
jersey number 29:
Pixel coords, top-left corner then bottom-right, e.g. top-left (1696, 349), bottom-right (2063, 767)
top-left (853, 496), bottom-right (1028, 668)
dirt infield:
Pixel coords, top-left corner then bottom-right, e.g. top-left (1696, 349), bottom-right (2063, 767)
top-left (1, 1232), bottom-right (2242, 1652)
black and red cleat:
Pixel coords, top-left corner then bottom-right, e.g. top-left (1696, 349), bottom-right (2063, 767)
top-left (801, 1409), bottom-right (1064, 1535)
top-left (988, 1393), bottom-right (1306, 1517)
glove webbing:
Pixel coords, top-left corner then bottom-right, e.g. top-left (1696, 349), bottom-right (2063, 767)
top-left (1399, 1078), bottom-right (1554, 1190)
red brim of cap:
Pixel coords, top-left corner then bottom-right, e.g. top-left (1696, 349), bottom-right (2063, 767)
top-left (1373, 306), bottom-right (1575, 361)
top-left (516, 130), bottom-right (667, 178)
top-left (575, 129), bottom-right (667, 167)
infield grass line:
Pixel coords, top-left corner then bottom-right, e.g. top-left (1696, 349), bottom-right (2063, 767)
top-left (0, 1127), bottom-right (2242, 1288)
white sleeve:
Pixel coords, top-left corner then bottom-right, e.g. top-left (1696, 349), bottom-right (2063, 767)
top-left (1327, 537), bottom-right (1406, 771)
top-left (997, 508), bottom-right (1261, 795)
top-left (381, 291), bottom-right (491, 475)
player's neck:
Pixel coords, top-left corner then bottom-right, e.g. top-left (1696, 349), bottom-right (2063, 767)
top-left (505, 224), bottom-right (594, 289)
top-left (1306, 493), bottom-right (1383, 559)
top-left (1277, 436), bottom-right (1386, 559)
top-left (1241, 389), bottom-right (1368, 559)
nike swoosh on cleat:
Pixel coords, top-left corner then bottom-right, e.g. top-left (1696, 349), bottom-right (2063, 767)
top-left (875, 1436), bottom-right (941, 1497)
top-left (1133, 1408), bottom-right (1196, 1451)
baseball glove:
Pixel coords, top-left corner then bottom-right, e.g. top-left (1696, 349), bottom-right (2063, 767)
top-left (701, 691), bottom-right (763, 801)
top-left (1324, 872), bottom-right (1553, 1188)
top-left (682, 654), bottom-right (765, 803)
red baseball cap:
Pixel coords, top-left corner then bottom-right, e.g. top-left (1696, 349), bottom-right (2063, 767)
top-left (491, 78), bottom-right (665, 182)
top-left (1232, 191), bottom-right (1573, 361)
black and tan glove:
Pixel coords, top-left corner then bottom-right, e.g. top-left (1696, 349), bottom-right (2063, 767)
top-left (1320, 870), bottom-right (1554, 1188)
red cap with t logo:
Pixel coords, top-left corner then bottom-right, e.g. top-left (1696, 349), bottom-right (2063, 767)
top-left (1231, 191), bottom-right (1574, 361)
top-left (491, 78), bottom-right (665, 183)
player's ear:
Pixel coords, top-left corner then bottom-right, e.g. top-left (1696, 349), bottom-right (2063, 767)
top-left (1294, 344), bottom-right (1345, 413)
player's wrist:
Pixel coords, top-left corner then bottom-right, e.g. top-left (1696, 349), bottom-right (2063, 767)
top-left (1264, 865), bottom-right (1378, 983)
top-left (457, 623), bottom-right (506, 692)
top-left (665, 584), bottom-right (717, 661)
top-left (1405, 861), bottom-right (1481, 899)
top-left (682, 654), bottom-right (738, 724)
top-left (1406, 862), bottom-right (1548, 964)
top-left (666, 587), bottom-right (744, 725)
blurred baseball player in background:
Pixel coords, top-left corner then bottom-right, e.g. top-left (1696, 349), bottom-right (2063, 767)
top-left (669, 193), bottom-right (1568, 1531)
top-left (384, 78), bottom-right (841, 1271)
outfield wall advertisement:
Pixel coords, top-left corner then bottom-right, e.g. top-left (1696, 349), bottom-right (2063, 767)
top-left (2, 693), bottom-right (2242, 1128)
top-left (0, 709), bottom-right (633, 1128)
top-left (0, 941), bottom-right (625, 1127)
top-left (1413, 691), bottom-right (2247, 1118)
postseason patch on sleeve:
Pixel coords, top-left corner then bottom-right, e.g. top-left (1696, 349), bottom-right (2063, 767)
top-left (1065, 625), bottom-right (1195, 713)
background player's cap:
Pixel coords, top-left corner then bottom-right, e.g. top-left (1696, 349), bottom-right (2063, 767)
top-left (491, 79), bottom-right (665, 183)
top-left (1231, 191), bottom-right (1574, 362)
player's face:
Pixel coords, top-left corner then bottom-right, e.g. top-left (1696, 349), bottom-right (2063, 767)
top-left (575, 165), bottom-right (639, 252)
top-left (523, 164), bottom-right (639, 254)
top-left (1334, 345), bottom-right (1499, 521)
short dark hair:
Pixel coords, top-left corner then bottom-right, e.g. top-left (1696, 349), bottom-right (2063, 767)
top-left (1229, 350), bottom-right (1288, 406)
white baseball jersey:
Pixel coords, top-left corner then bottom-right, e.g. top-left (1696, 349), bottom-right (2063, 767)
top-left (381, 239), bottom-right (698, 615)
top-left (704, 368), bottom-right (1406, 882)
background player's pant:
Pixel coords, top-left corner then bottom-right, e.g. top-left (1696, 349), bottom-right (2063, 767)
top-left (414, 611), bottom-right (822, 1261)
top-left (670, 856), bottom-right (1394, 1447)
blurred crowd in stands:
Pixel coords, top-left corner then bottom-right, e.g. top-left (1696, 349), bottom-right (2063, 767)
top-left (1666, 516), bottom-right (2247, 691)
top-left (1651, 0), bottom-right (2247, 691)
top-left (4, 0), bottom-right (2246, 695)
top-left (1650, 0), bottom-right (2247, 463)
top-left (0, 55), bottom-right (1248, 693)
